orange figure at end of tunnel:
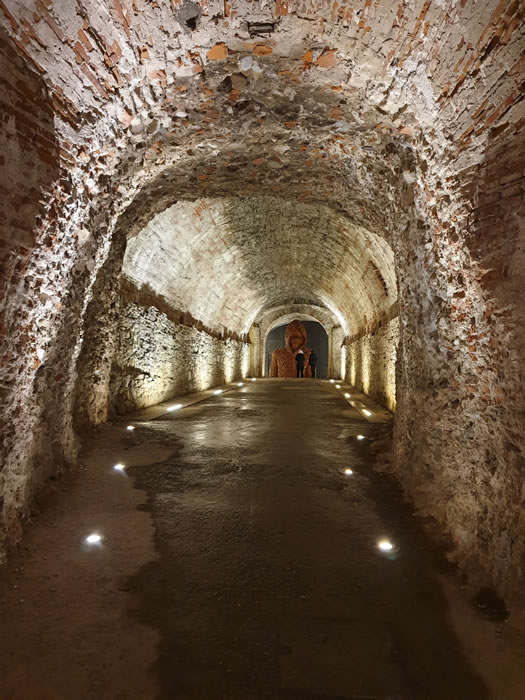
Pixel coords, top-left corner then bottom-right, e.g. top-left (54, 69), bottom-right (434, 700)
top-left (269, 320), bottom-right (312, 378)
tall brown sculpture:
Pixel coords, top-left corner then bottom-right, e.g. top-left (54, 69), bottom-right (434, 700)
top-left (269, 320), bottom-right (312, 377)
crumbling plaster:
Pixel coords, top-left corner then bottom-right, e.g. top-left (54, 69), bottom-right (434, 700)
top-left (0, 0), bottom-right (523, 603)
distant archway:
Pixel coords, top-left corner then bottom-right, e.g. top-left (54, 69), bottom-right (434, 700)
top-left (264, 320), bottom-right (329, 378)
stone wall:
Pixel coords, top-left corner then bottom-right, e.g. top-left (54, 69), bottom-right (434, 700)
top-left (344, 317), bottom-right (399, 413)
top-left (109, 293), bottom-right (250, 413)
top-left (392, 140), bottom-right (525, 600)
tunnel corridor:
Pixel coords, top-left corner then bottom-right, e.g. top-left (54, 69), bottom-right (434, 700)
top-left (0, 0), bottom-right (524, 697)
top-left (0, 379), bottom-right (523, 699)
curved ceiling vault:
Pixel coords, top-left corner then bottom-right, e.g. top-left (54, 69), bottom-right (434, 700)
top-left (4, 0), bottom-right (517, 352)
top-left (123, 196), bottom-right (397, 336)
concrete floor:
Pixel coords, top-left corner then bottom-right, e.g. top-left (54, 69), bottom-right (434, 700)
top-left (0, 379), bottom-right (524, 699)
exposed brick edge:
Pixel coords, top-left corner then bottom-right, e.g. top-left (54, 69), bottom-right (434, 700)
top-left (343, 302), bottom-right (399, 345)
top-left (120, 276), bottom-right (251, 344)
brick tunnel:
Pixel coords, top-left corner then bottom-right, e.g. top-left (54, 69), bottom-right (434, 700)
top-left (0, 1), bottom-right (524, 697)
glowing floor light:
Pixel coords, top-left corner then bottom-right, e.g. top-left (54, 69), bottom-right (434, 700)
top-left (126, 425), bottom-right (135, 431)
top-left (167, 403), bottom-right (182, 412)
top-left (113, 463), bottom-right (125, 471)
top-left (330, 379), bottom-right (335, 384)
top-left (214, 389), bottom-right (223, 395)
top-left (344, 468), bottom-right (353, 476)
top-left (377, 539), bottom-right (394, 552)
top-left (237, 382), bottom-right (243, 387)
top-left (85, 533), bottom-right (102, 545)
top-left (362, 409), bottom-right (372, 417)
top-left (336, 384), bottom-right (341, 389)
top-left (344, 393), bottom-right (350, 398)
top-left (356, 435), bottom-right (365, 441)
top-left (251, 378), bottom-right (256, 382)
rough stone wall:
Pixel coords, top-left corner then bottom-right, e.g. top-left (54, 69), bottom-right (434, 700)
top-left (392, 139), bottom-right (525, 600)
top-left (110, 291), bottom-right (250, 413)
top-left (344, 317), bottom-right (399, 413)
top-left (0, 27), bottom-right (108, 561)
top-left (74, 234), bottom-right (127, 429)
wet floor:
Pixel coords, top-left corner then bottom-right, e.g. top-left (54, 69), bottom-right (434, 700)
top-left (126, 379), bottom-right (487, 699)
top-left (0, 379), bottom-right (519, 699)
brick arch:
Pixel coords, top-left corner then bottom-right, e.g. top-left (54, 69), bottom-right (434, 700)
top-left (251, 304), bottom-right (340, 377)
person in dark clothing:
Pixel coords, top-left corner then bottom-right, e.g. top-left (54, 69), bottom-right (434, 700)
top-left (296, 350), bottom-right (305, 377)
top-left (309, 350), bottom-right (318, 378)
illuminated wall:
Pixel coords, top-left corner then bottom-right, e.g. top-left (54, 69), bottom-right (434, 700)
top-left (110, 301), bottom-right (250, 413)
top-left (344, 317), bottom-right (399, 413)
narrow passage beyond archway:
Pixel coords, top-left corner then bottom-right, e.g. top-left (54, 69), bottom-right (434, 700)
top-left (0, 381), bottom-right (520, 699)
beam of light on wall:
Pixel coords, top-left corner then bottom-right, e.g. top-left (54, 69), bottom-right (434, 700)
top-left (362, 409), bottom-right (372, 417)
top-left (194, 342), bottom-right (214, 391)
top-left (362, 335), bottom-right (371, 395)
top-left (85, 533), bottom-right (102, 545)
top-left (242, 345), bottom-right (250, 377)
top-left (385, 317), bottom-right (399, 413)
top-left (126, 425), bottom-right (135, 431)
top-left (113, 463), bottom-right (126, 471)
top-left (350, 344), bottom-right (356, 386)
top-left (167, 403), bottom-right (182, 412)
top-left (341, 344), bottom-right (347, 381)
top-left (224, 343), bottom-right (235, 383)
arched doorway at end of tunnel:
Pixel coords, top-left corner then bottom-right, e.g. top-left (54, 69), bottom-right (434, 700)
top-left (265, 321), bottom-right (328, 378)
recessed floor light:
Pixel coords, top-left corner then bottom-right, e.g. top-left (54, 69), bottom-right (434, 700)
top-left (85, 534), bottom-right (102, 545)
top-left (214, 389), bottom-right (222, 395)
top-left (126, 425), bottom-right (135, 431)
top-left (344, 468), bottom-right (353, 476)
top-left (357, 435), bottom-right (365, 440)
top-left (113, 463), bottom-right (125, 471)
top-left (362, 409), bottom-right (372, 417)
top-left (167, 404), bottom-right (182, 412)
top-left (378, 540), bottom-right (394, 552)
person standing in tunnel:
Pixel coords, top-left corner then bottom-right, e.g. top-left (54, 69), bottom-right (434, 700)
top-left (309, 350), bottom-right (318, 378)
top-left (296, 349), bottom-right (305, 378)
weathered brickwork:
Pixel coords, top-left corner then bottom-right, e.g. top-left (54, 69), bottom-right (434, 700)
top-left (110, 296), bottom-right (250, 412)
top-left (0, 0), bottom-right (522, 604)
top-left (393, 139), bottom-right (525, 599)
